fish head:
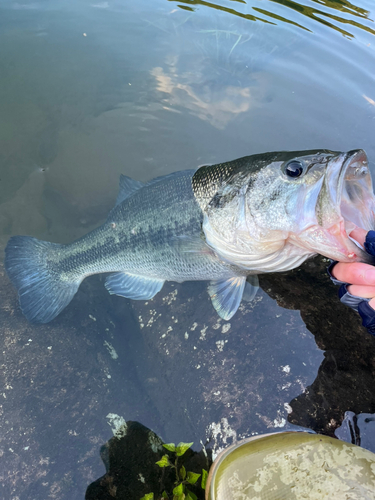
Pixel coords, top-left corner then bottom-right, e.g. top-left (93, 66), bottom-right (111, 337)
top-left (193, 149), bottom-right (375, 272)
top-left (287, 149), bottom-right (375, 263)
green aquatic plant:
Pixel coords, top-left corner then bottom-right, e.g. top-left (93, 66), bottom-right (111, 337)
top-left (140, 442), bottom-right (208, 500)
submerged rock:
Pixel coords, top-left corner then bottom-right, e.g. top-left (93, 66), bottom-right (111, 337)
top-left (2, 254), bottom-right (375, 499)
top-left (0, 263), bottom-right (157, 500)
top-left (130, 255), bottom-right (375, 450)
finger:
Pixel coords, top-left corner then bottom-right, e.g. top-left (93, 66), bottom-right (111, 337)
top-left (331, 262), bottom-right (375, 285)
top-left (349, 228), bottom-right (367, 247)
top-left (370, 297), bottom-right (375, 309)
top-left (347, 284), bottom-right (375, 298)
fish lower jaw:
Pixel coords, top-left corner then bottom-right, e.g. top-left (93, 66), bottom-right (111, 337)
top-left (323, 217), bottom-right (374, 261)
top-left (291, 223), bottom-right (367, 263)
top-left (326, 220), bottom-right (360, 260)
top-left (348, 227), bottom-right (367, 251)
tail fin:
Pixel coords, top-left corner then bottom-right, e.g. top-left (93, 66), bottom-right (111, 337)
top-left (5, 236), bottom-right (80, 323)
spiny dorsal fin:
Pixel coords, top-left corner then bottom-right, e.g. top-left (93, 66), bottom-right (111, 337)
top-left (115, 175), bottom-right (145, 206)
top-left (115, 171), bottom-right (191, 207)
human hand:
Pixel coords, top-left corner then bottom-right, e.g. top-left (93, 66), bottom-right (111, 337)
top-left (329, 229), bottom-right (375, 335)
top-left (331, 229), bottom-right (375, 309)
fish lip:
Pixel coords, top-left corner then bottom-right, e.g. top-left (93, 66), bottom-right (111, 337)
top-left (326, 149), bottom-right (368, 209)
top-left (329, 149), bottom-right (375, 261)
top-left (297, 149), bottom-right (375, 263)
top-left (338, 149), bottom-right (369, 200)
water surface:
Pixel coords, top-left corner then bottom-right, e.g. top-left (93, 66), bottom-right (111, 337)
top-left (1, 0), bottom-right (375, 498)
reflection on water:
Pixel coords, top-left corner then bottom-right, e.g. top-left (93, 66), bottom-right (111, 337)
top-left (335, 410), bottom-right (375, 450)
top-left (1, 0), bottom-right (375, 498)
top-left (150, 61), bottom-right (262, 129)
top-left (267, 0), bottom-right (375, 37)
top-left (173, 0), bottom-right (375, 37)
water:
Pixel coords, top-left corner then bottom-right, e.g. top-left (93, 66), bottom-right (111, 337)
top-left (1, 0), bottom-right (375, 498)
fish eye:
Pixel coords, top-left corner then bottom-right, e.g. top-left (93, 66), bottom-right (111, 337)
top-left (284, 161), bottom-right (304, 178)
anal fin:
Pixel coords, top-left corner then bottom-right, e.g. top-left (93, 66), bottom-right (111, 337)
top-left (208, 276), bottom-right (247, 320)
top-left (105, 272), bottom-right (164, 300)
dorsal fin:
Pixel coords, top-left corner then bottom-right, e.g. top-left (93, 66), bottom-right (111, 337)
top-left (115, 175), bottom-right (145, 206)
top-left (115, 171), bottom-right (190, 207)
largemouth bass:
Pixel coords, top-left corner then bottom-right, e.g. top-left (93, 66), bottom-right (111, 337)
top-left (5, 149), bottom-right (375, 323)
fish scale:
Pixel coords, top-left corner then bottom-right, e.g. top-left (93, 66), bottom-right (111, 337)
top-left (54, 170), bottom-right (235, 282)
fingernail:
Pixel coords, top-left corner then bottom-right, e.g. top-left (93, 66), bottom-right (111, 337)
top-left (365, 269), bottom-right (375, 283)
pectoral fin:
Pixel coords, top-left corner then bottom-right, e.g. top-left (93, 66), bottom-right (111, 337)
top-left (208, 276), bottom-right (247, 320)
top-left (242, 275), bottom-right (259, 302)
top-left (171, 234), bottom-right (215, 256)
top-left (105, 272), bottom-right (164, 300)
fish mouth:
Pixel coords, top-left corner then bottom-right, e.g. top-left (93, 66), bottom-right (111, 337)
top-left (325, 149), bottom-right (375, 262)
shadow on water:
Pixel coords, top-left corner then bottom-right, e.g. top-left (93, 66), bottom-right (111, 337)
top-left (171, 0), bottom-right (375, 38)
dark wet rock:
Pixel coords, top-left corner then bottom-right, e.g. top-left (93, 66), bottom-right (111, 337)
top-left (85, 421), bottom-right (210, 500)
top-left (128, 255), bottom-right (375, 451)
